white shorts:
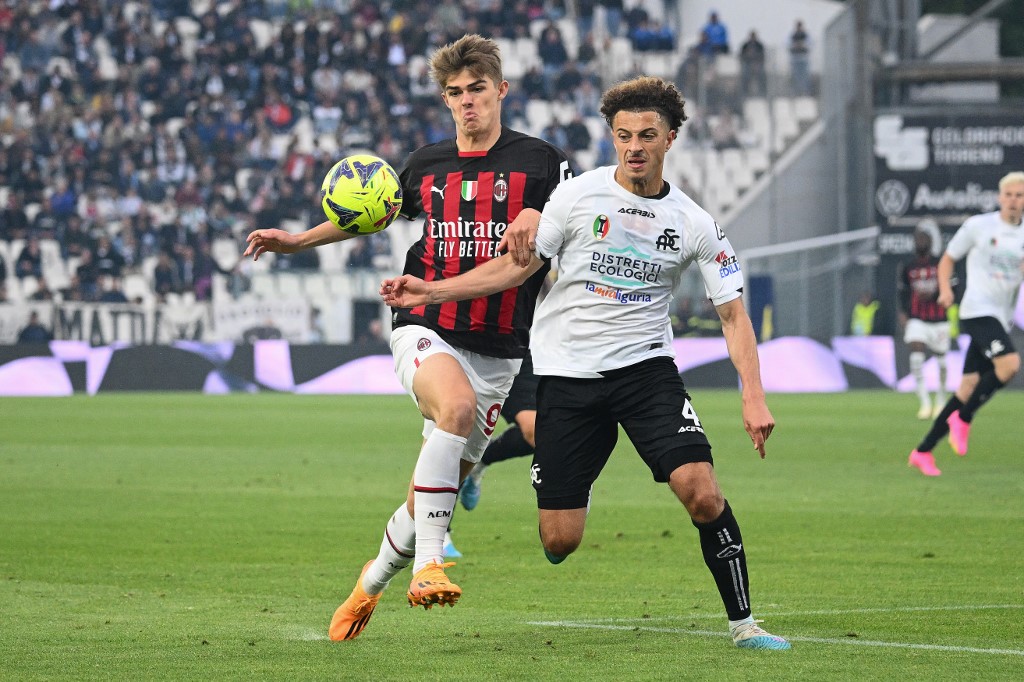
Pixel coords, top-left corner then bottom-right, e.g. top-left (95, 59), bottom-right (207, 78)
top-left (903, 318), bottom-right (951, 354)
top-left (390, 325), bottom-right (522, 463)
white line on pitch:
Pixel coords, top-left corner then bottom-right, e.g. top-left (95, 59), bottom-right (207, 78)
top-left (527, 621), bottom-right (1024, 657)
top-left (549, 603), bottom-right (1024, 622)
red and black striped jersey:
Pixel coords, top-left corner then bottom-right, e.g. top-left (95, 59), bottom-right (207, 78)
top-left (898, 255), bottom-right (947, 322)
top-left (393, 127), bottom-right (571, 358)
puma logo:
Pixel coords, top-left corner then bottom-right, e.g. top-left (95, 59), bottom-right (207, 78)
top-left (431, 185), bottom-right (446, 200)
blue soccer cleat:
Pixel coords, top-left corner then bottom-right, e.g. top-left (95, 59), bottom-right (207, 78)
top-left (459, 476), bottom-right (482, 511)
top-left (731, 620), bottom-right (791, 650)
top-left (442, 531), bottom-right (462, 558)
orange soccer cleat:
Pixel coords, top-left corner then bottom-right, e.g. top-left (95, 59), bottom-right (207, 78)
top-left (407, 561), bottom-right (461, 609)
top-left (329, 561), bottom-right (381, 641)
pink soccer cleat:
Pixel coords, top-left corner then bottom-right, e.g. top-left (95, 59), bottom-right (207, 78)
top-left (946, 411), bottom-right (970, 456)
top-left (908, 450), bottom-right (941, 476)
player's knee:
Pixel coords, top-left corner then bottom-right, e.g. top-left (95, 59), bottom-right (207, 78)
top-left (997, 353), bottom-right (1021, 380)
top-left (684, 489), bottom-right (725, 524)
top-left (435, 396), bottom-right (477, 437)
top-left (542, 533), bottom-right (580, 559)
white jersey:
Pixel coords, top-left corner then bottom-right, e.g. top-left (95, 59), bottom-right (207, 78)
top-left (945, 211), bottom-right (1024, 331)
top-left (531, 166), bottom-right (744, 378)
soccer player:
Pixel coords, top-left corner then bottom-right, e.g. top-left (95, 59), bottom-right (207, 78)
top-left (458, 351), bottom-right (539, 511)
top-left (908, 172), bottom-right (1024, 476)
top-left (244, 34), bottom-right (571, 640)
top-left (381, 75), bottom-right (790, 650)
top-left (897, 223), bottom-right (953, 420)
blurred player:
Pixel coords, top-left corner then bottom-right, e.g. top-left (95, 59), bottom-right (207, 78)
top-left (244, 35), bottom-right (571, 639)
top-left (382, 76), bottom-right (790, 650)
top-left (908, 172), bottom-right (1024, 476)
top-left (897, 222), bottom-right (953, 419)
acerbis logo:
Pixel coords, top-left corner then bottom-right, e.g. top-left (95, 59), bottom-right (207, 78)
top-left (985, 339), bottom-right (1006, 359)
top-left (617, 207), bottom-right (655, 219)
top-left (677, 398), bottom-right (705, 433)
top-left (716, 543), bottom-right (743, 559)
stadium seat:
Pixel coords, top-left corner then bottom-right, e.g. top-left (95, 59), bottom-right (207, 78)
top-left (3, 53), bottom-right (23, 81)
top-left (525, 100), bottom-right (553, 133)
top-left (165, 117), bottom-right (186, 138)
top-left (123, 273), bottom-right (152, 304)
top-left (19, 275), bottom-right (39, 299)
top-left (793, 96), bottom-right (819, 123)
top-left (275, 272), bottom-right (303, 297)
top-left (299, 273), bottom-right (326, 297)
top-left (38, 239), bottom-right (69, 290)
top-left (250, 274), bottom-right (276, 298)
top-left (249, 19), bottom-right (274, 50)
top-left (211, 238), bottom-right (240, 271)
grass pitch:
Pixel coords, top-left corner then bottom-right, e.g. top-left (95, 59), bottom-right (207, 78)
top-left (2, 390), bottom-right (1023, 680)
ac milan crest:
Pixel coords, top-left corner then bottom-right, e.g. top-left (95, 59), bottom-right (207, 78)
top-left (416, 338), bottom-right (431, 351)
top-left (493, 177), bottom-right (509, 203)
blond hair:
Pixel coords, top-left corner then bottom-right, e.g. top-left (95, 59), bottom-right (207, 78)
top-left (999, 171), bottom-right (1024, 190)
top-left (429, 34), bottom-right (503, 89)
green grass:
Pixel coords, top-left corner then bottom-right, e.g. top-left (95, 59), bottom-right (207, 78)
top-left (2, 391), bottom-right (1023, 680)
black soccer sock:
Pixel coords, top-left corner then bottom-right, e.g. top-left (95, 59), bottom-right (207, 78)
top-left (693, 500), bottom-right (751, 621)
top-left (958, 370), bottom-right (1005, 422)
top-left (481, 424), bottom-right (533, 466)
top-left (916, 396), bottom-right (963, 452)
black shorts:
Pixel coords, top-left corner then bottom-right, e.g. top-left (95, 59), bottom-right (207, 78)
top-left (533, 357), bottom-right (713, 510)
top-left (961, 316), bottom-right (1017, 375)
top-left (501, 353), bottom-right (539, 422)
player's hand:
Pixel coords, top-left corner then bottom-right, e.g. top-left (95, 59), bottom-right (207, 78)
top-left (497, 208), bottom-right (540, 267)
top-left (244, 228), bottom-right (302, 261)
top-left (380, 275), bottom-right (430, 308)
top-left (937, 287), bottom-right (954, 309)
top-left (741, 399), bottom-right (775, 459)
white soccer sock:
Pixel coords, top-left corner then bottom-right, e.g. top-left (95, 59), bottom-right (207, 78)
top-left (729, 615), bottom-right (755, 632)
top-left (412, 429), bottom-right (466, 573)
top-left (910, 352), bottom-right (928, 405)
top-left (935, 355), bottom-right (948, 404)
top-left (362, 504), bottom-right (416, 595)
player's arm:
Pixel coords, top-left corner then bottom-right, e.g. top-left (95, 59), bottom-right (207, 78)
top-left (716, 296), bottom-right (774, 459)
top-left (381, 252), bottom-right (545, 308)
top-left (896, 263), bottom-right (911, 326)
top-left (497, 208), bottom-right (541, 268)
top-left (243, 220), bottom-right (356, 261)
top-left (936, 253), bottom-right (956, 308)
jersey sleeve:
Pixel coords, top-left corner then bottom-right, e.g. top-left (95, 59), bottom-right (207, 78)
top-left (534, 179), bottom-right (575, 259)
top-left (397, 152), bottom-right (422, 220)
top-left (896, 261), bottom-right (910, 313)
top-left (528, 144), bottom-right (573, 211)
top-left (693, 215), bottom-right (744, 305)
top-left (945, 217), bottom-right (979, 261)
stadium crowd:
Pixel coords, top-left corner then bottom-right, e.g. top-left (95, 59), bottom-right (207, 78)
top-left (0, 0), bottom-right (807, 306)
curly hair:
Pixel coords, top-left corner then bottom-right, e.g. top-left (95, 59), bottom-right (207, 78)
top-left (599, 76), bottom-right (688, 133)
top-left (429, 34), bottom-right (503, 89)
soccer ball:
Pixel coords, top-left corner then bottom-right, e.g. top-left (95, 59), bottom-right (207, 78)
top-left (320, 154), bottom-right (403, 235)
